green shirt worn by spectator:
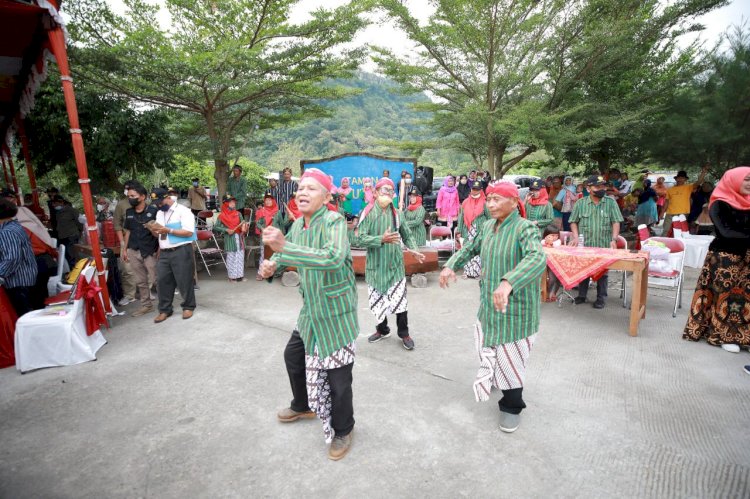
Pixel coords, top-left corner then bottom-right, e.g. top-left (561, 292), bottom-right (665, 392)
top-left (213, 218), bottom-right (244, 253)
top-left (568, 196), bottom-right (623, 248)
top-left (403, 205), bottom-right (427, 247)
top-left (445, 211), bottom-right (546, 346)
top-left (226, 175), bottom-right (247, 210)
top-left (524, 202), bottom-right (554, 236)
top-left (354, 204), bottom-right (418, 293)
top-left (456, 206), bottom-right (490, 239)
top-left (270, 206), bottom-right (358, 358)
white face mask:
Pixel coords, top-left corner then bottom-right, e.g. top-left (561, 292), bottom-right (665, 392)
top-left (96, 205), bottom-right (105, 212)
top-left (170, 196), bottom-right (178, 202)
top-left (123, 189), bottom-right (128, 196)
top-left (377, 195), bottom-right (392, 208)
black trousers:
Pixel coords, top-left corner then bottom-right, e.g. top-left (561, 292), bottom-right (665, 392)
top-left (157, 243), bottom-right (196, 313)
top-left (58, 235), bottom-right (79, 267)
top-left (376, 311), bottom-right (409, 338)
top-left (577, 274), bottom-right (608, 301)
top-left (499, 388), bottom-right (526, 415)
top-left (284, 330), bottom-right (354, 437)
top-left (6, 286), bottom-right (33, 317)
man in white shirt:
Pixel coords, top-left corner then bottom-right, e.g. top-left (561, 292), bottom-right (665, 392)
top-left (149, 188), bottom-right (197, 322)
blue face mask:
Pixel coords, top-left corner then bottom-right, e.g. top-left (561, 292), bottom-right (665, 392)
top-left (227, 206), bottom-right (235, 211)
top-left (192, 182), bottom-right (199, 187)
top-left (159, 203), bottom-right (170, 212)
top-left (54, 205), bottom-right (63, 211)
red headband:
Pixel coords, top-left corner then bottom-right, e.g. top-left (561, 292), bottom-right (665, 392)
top-left (375, 178), bottom-right (395, 190)
top-left (486, 181), bottom-right (519, 198)
top-left (300, 168), bottom-right (334, 192)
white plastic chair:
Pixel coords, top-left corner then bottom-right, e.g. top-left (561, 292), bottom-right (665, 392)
top-left (14, 266), bottom-right (107, 373)
top-left (46, 244), bottom-right (66, 296)
top-left (643, 237), bottom-right (686, 317)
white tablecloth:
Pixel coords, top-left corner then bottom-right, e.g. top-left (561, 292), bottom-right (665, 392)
top-left (680, 234), bottom-right (714, 268)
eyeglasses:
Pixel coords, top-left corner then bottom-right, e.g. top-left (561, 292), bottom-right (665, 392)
top-left (378, 188), bottom-right (394, 195)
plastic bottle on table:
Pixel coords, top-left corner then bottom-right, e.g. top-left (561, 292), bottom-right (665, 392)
top-left (578, 234), bottom-right (584, 247)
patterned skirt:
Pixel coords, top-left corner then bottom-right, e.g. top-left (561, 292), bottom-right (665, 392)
top-left (473, 321), bottom-right (536, 401)
top-left (463, 223), bottom-right (482, 278)
top-left (683, 249), bottom-right (750, 346)
top-left (306, 342), bottom-right (356, 443)
top-left (226, 235), bottom-right (244, 279)
top-left (368, 278), bottom-right (408, 323)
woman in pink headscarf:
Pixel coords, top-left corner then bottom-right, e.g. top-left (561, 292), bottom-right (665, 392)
top-left (436, 175), bottom-right (460, 231)
top-left (684, 166), bottom-right (750, 352)
top-left (338, 178), bottom-right (354, 214)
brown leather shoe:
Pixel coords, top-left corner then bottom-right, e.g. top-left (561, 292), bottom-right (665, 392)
top-left (131, 305), bottom-right (153, 317)
top-left (277, 407), bottom-right (316, 423)
top-left (328, 432), bottom-right (353, 461)
top-left (182, 309), bottom-right (194, 320)
top-left (153, 312), bottom-right (172, 323)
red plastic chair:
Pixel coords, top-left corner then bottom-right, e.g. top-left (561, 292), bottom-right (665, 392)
top-left (194, 229), bottom-right (226, 276)
top-left (196, 210), bottom-right (214, 229)
top-left (429, 225), bottom-right (455, 254)
top-left (643, 236), bottom-right (686, 317)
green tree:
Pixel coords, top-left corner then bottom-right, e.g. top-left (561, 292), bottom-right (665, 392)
top-left (644, 26), bottom-right (750, 174)
top-left (66, 0), bottom-right (368, 199)
top-left (20, 67), bottom-right (173, 191)
top-left (374, 0), bottom-right (726, 177)
top-left (168, 155), bottom-right (215, 190)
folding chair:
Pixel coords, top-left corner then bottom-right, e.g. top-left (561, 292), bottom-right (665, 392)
top-left (555, 231), bottom-right (576, 306)
top-left (610, 235), bottom-right (628, 307)
top-left (196, 210), bottom-right (214, 230)
top-left (429, 225), bottom-right (455, 255)
top-left (194, 229), bottom-right (226, 276)
top-left (643, 236), bottom-right (686, 317)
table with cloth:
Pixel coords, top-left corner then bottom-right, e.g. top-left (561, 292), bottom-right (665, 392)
top-left (541, 246), bottom-right (650, 336)
top-left (678, 234), bottom-right (714, 268)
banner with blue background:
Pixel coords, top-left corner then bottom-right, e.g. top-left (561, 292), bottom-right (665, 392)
top-left (300, 153), bottom-right (417, 215)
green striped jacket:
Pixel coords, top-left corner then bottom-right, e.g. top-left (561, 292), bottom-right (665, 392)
top-left (403, 206), bottom-right (427, 247)
top-left (355, 205), bottom-right (418, 293)
top-left (568, 196), bottom-right (623, 248)
top-left (524, 202), bottom-right (554, 236)
top-left (445, 211), bottom-right (546, 346)
top-left (270, 207), bottom-right (359, 358)
top-left (213, 218), bottom-right (244, 252)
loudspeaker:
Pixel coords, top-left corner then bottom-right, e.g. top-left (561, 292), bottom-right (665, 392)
top-left (414, 166), bottom-right (434, 195)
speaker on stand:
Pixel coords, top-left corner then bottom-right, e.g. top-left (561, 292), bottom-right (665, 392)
top-left (414, 165), bottom-right (434, 195)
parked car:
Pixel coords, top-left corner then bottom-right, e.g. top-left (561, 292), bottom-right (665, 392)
top-left (503, 174), bottom-right (541, 201)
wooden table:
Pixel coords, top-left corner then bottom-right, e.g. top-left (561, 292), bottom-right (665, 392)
top-left (542, 247), bottom-right (649, 337)
top-left (351, 247), bottom-right (439, 276)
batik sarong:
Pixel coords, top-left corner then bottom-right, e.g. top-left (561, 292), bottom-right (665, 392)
top-left (305, 342), bottom-right (356, 443)
top-left (473, 321), bottom-right (536, 401)
top-left (367, 278), bottom-right (407, 323)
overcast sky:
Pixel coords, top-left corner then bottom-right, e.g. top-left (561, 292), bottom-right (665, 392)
top-left (101, 0), bottom-right (749, 72)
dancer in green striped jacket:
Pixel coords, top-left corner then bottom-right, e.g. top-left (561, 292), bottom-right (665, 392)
top-left (440, 180), bottom-right (546, 433)
top-left (355, 177), bottom-right (425, 351)
top-left (260, 168), bottom-right (358, 461)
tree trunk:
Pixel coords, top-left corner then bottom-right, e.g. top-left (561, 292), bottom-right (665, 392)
top-left (214, 158), bottom-right (229, 201)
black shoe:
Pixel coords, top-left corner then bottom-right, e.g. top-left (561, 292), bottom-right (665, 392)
top-left (368, 331), bottom-right (390, 343)
top-left (574, 297), bottom-right (586, 305)
top-left (402, 336), bottom-right (415, 350)
top-left (593, 298), bottom-right (605, 309)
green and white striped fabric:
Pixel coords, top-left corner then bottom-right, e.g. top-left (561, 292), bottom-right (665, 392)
top-left (403, 206), bottom-right (427, 246)
top-left (445, 211), bottom-right (546, 346)
top-left (524, 202), bottom-right (554, 235)
top-left (355, 206), bottom-right (418, 293)
top-left (271, 207), bottom-right (358, 358)
top-left (568, 196), bottom-right (623, 248)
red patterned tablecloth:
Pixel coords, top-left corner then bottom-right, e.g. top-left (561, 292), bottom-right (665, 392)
top-left (543, 246), bottom-right (649, 289)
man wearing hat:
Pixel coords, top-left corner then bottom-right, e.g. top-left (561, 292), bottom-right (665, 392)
top-left (524, 179), bottom-right (553, 236)
top-left (664, 164), bottom-right (709, 236)
top-left (122, 182), bottom-right (159, 317)
top-left (568, 175), bottom-right (624, 309)
top-left (355, 177), bottom-right (425, 351)
top-left (226, 164), bottom-right (247, 219)
top-left (114, 180), bottom-right (139, 305)
top-left (259, 168), bottom-right (359, 460)
top-left (150, 187), bottom-right (197, 322)
top-left (456, 179), bottom-right (489, 278)
top-left (403, 186), bottom-right (427, 247)
top-left (440, 180), bottom-right (546, 433)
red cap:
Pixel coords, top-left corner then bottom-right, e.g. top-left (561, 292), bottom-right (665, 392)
top-left (300, 168), bottom-right (334, 192)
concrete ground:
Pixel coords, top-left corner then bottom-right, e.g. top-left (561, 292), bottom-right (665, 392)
top-left (1, 264), bottom-right (748, 498)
